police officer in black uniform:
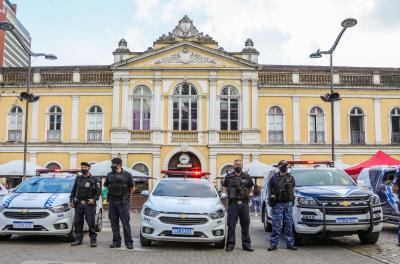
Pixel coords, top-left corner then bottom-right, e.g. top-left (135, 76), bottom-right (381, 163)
top-left (70, 162), bottom-right (101, 247)
top-left (223, 159), bottom-right (254, 252)
top-left (104, 158), bottom-right (135, 249)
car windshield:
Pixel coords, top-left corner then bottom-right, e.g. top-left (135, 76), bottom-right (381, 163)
top-left (291, 169), bottom-right (355, 187)
top-left (152, 180), bottom-right (217, 198)
top-left (14, 177), bottom-right (75, 193)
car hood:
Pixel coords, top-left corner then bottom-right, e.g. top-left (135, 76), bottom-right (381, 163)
top-left (1, 192), bottom-right (70, 208)
top-left (145, 196), bottom-right (223, 214)
top-left (296, 185), bottom-right (373, 198)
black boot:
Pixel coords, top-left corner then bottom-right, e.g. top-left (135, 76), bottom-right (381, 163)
top-left (71, 239), bottom-right (82, 246)
top-left (267, 246), bottom-right (277, 251)
top-left (109, 243), bottom-right (121, 248)
top-left (90, 239), bottom-right (97, 248)
top-left (287, 245), bottom-right (298, 250)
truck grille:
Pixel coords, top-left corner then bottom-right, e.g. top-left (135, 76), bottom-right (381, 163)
top-left (316, 196), bottom-right (371, 216)
top-left (316, 196), bottom-right (370, 205)
top-left (3, 211), bottom-right (50, 220)
top-left (159, 216), bottom-right (208, 226)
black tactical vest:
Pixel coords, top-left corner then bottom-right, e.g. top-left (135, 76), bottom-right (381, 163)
top-left (274, 174), bottom-right (295, 202)
top-left (108, 173), bottom-right (129, 197)
top-left (76, 176), bottom-right (94, 200)
top-left (227, 174), bottom-right (249, 201)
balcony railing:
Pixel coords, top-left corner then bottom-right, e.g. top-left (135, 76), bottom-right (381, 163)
top-left (309, 131), bottom-right (325, 144)
top-left (131, 130), bottom-right (151, 142)
top-left (268, 130), bottom-right (284, 144)
top-left (340, 74), bottom-right (373, 86)
top-left (259, 73), bottom-right (292, 85)
top-left (219, 131), bottom-right (241, 143)
top-left (8, 130), bottom-right (22, 142)
top-left (172, 131), bottom-right (198, 143)
top-left (47, 130), bottom-right (62, 142)
top-left (81, 72), bottom-right (113, 84)
top-left (41, 72), bottom-right (73, 84)
top-left (391, 132), bottom-right (400, 144)
top-left (87, 130), bottom-right (102, 142)
top-left (351, 131), bottom-right (365, 144)
top-left (299, 73), bottom-right (331, 85)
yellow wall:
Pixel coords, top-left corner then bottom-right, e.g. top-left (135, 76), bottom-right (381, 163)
top-left (0, 153), bottom-right (29, 164)
top-left (77, 153), bottom-right (111, 166)
top-left (36, 152), bottom-right (70, 168)
top-left (259, 154), bottom-right (293, 165)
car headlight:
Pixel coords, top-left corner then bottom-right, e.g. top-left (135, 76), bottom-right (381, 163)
top-left (142, 206), bottom-right (160, 218)
top-left (297, 196), bottom-right (318, 206)
top-left (371, 195), bottom-right (380, 205)
top-left (208, 209), bottom-right (225, 220)
top-left (49, 203), bottom-right (71, 214)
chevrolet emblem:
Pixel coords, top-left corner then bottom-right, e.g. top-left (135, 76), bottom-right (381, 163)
top-left (180, 214), bottom-right (188, 219)
top-left (21, 209), bottom-right (29, 214)
top-left (341, 201), bottom-right (351, 207)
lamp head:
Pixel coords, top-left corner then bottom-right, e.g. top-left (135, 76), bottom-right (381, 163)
top-left (45, 54), bottom-right (57, 60)
top-left (0, 21), bottom-right (15, 31)
top-left (341, 18), bottom-right (357, 28)
top-left (310, 49), bottom-right (322, 59)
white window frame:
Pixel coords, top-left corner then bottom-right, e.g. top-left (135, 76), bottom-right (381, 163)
top-left (308, 106), bottom-right (326, 144)
top-left (348, 106), bottom-right (366, 144)
top-left (172, 82), bottom-right (198, 131)
top-left (132, 85), bottom-right (152, 131)
top-left (6, 105), bottom-right (24, 141)
top-left (45, 105), bottom-right (64, 142)
top-left (86, 105), bottom-right (104, 142)
top-left (266, 105), bottom-right (285, 144)
top-left (389, 107), bottom-right (400, 144)
top-left (219, 86), bottom-right (240, 131)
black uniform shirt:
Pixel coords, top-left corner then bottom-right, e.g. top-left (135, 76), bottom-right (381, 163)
top-left (104, 169), bottom-right (134, 196)
top-left (223, 171), bottom-right (254, 201)
top-left (70, 174), bottom-right (101, 202)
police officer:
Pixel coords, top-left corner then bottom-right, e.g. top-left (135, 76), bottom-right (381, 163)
top-left (70, 162), bottom-right (100, 247)
top-left (104, 158), bottom-right (135, 249)
top-left (223, 159), bottom-right (254, 252)
top-left (391, 167), bottom-right (400, 246)
top-left (268, 160), bottom-right (297, 251)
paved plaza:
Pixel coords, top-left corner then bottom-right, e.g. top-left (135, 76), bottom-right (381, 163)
top-left (0, 212), bottom-right (399, 264)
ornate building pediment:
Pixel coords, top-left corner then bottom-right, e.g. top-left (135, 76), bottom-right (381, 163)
top-left (155, 48), bottom-right (217, 64)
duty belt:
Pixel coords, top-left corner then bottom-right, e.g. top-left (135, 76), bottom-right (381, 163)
top-left (229, 200), bottom-right (247, 205)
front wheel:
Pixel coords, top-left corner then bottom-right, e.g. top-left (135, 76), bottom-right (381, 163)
top-left (0, 234), bottom-right (11, 241)
top-left (214, 238), bottom-right (226, 249)
top-left (263, 209), bottom-right (272, 232)
top-left (140, 232), bottom-right (152, 247)
top-left (358, 231), bottom-right (380, 244)
top-left (66, 223), bottom-right (76, 242)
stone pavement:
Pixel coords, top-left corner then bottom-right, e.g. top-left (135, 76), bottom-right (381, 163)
top-left (0, 212), bottom-right (398, 264)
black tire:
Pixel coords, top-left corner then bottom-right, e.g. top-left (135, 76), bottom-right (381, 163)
top-left (140, 232), bottom-right (152, 247)
top-left (358, 232), bottom-right (380, 244)
top-left (0, 234), bottom-right (11, 241)
top-left (95, 209), bottom-right (103, 232)
top-left (214, 238), bottom-right (226, 249)
top-left (66, 224), bottom-right (76, 242)
top-left (294, 229), bottom-right (304, 246)
top-left (263, 209), bottom-right (272, 232)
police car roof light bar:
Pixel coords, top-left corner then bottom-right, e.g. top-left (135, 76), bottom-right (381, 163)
top-left (36, 168), bottom-right (81, 176)
top-left (161, 170), bottom-right (210, 179)
top-left (286, 160), bottom-right (334, 167)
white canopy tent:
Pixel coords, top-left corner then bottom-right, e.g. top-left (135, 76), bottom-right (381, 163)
top-left (0, 160), bottom-right (45, 176)
top-left (243, 161), bottom-right (276, 177)
top-left (334, 161), bottom-right (351, 170)
top-left (89, 160), bottom-right (148, 178)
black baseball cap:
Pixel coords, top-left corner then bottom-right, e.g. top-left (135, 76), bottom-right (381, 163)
top-left (80, 162), bottom-right (91, 167)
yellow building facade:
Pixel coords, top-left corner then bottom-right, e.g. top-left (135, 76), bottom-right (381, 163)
top-left (0, 16), bottom-right (400, 186)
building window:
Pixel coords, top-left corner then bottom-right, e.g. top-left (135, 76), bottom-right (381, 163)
top-left (220, 86), bottom-right (239, 131)
top-left (309, 106), bottom-right (325, 143)
top-left (390, 107), bottom-right (400, 144)
top-left (8, 106), bottom-right (23, 141)
top-left (173, 83), bottom-right (198, 130)
top-left (87, 105), bottom-right (103, 142)
top-left (47, 105), bottom-right (62, 142)
top-left (350, 107), bottom-right (365, 144)
top-left (132, 85), bottom-right (151, 130)
top-left (133, 163), bottom-right (149, 176)
top-left (132, 163), bottom-right (149, 193)
top-left (267, 106), bottom-right (284, 143)
top-left (46, 162), bottom-right (61, 170)
top-left (220, 164), bottom-right (234, 176)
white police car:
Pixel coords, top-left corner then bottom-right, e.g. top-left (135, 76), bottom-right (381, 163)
top-left (262, 161), bottom-right (384, 245)
top-left (140, 170), bottom-right (226, 248)
top-left (0, 169), bottom-right (102, 241)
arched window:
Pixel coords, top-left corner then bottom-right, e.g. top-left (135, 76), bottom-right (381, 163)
top-left (220, 164), bottom-right (234, 176)
top-left (132, 163), bottom-right (149, 176)
top-left (8, 106), bottom-right (23, 141)
top-left (46, 162), bottom-right (61, 170)
top-left (132, 85), bottom-right (151, 130)
top-left (87, 105), bottom-right (103, 142)
top-left (350, 107), bottom-right (365, 144)
top-left (173, 83), bottom-right (198, 130)
top-left (390, 107), bottom-right (400, 144)
top-left (47, 105), bottom-right (62, 142)
top-left (267, 106), bottom-right (284, 143)
top-left (220, 86), bottom-right (239, 131)
top-left (309, 106), bottom-right (325, 143)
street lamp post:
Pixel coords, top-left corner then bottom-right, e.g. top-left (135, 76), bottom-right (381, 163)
top-left (310, 18), bottom-right (357, 166)
top-left (0, 21), bottom-right (57, 180)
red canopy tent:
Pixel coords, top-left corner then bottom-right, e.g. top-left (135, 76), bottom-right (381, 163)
top-left (344, 150), bottom-right (400, 176)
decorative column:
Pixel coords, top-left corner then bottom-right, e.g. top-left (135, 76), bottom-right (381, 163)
top-left (209, 75), bottom-right (217, 130)
top-left (30, 101), bottom-right (39, 142)
top-left (121, 78), bottom-right (129, 129)
top-left (241, 78), bottom-right (250, 130)
top-left (374, 98), bottom-right (382, 144)
top-left (71, 95), bottom-right (79, 142)
top-left (152, 153), bottom-right (160, 181)
top-left (69, 152), bottom-right (77, 169)
top-left (153, 77), bottom-right (162, 129)
top-left (242, 153), bottom-right (250, 165)
top-left (112, 79), bottom-right (120, 128)
top-left (167, 96), bottom-right (173, 143)
top-left (120, 153), bottom-right (128, 167)
top-left (333, 101), bottom-right (341, 144)
top-left (251, 78), bottom-right (259, 129)
top-left (209, 154), bottom-right (216, 182)
top-left (29, 152), bottom-right (37, 165)
top-left (197, 95), bottom-right (203, 143)
top-left (292, 96), bottom-right (301, 144)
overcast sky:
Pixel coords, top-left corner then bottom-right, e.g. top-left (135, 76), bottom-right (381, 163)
top-left (12, 0), bottom-right (400, 68)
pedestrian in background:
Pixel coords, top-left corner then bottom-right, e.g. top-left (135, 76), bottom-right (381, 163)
top-left (252, 185), bottom-right (261, 217)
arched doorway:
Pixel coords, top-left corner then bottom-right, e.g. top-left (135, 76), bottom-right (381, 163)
top-left (167, 152), bottom-right (201, 171)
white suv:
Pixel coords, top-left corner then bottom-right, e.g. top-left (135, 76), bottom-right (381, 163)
top-left (140, 177), bottom-right (226, 248)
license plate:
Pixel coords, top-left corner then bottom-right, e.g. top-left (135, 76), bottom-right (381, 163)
top-left (171, 227), bottom-right (194, 236)
top-left (13, 221), bottom-right (33, 229)
top-left (336, 217), bottom-right (358, 224)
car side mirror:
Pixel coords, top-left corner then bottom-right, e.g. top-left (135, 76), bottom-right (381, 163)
top-left (220, 193), bottom-right (228, 199)
top-left (140, 190), bottom-right (149, 197)
top-left (357, 180), bottom-right (365, 187)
